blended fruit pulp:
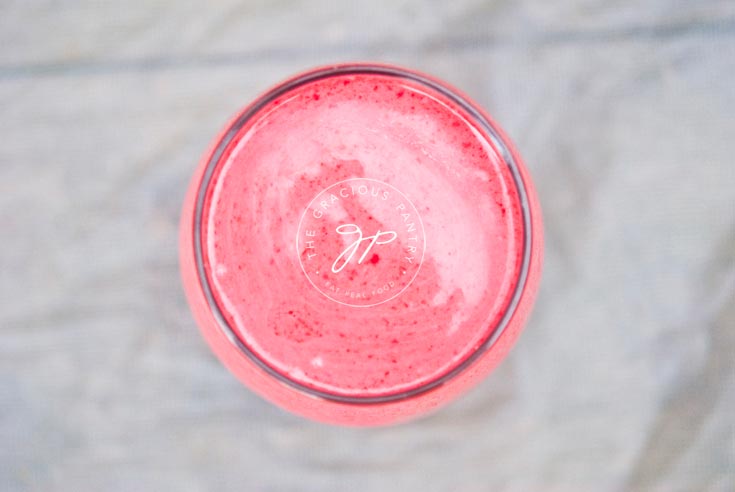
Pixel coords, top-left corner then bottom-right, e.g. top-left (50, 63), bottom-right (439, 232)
top-left (200, 72), bottom-right (524, 398)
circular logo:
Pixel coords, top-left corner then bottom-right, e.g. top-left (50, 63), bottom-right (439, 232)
top-left (296, 178), bottom-right (426, 307)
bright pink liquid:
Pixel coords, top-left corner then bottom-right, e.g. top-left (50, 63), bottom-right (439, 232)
top-left (181, 65), bottom-right (542, 425)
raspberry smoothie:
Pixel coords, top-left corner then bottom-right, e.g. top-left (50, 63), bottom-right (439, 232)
top-left (180, 64), bottom-right (543, 425)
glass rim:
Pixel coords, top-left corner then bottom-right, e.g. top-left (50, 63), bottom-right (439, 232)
top-left (193, 63), bottom-right (533, 404)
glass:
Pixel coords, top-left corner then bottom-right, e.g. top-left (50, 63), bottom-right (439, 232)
top-left (179, 63), bottom-right (543, 426)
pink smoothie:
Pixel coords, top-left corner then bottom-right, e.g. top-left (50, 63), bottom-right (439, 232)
top-left (181, 64), bottom-right (542, 424)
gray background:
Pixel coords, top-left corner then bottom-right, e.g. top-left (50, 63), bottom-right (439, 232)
top-left (1, 1), bottom-right (734, 491)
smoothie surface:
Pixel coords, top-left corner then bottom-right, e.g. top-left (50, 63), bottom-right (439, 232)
top-left (200, 72), bottom-right (525, 397)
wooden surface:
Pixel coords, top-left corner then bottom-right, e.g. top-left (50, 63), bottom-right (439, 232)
top-left (1, 1), bottom-right (734, 491)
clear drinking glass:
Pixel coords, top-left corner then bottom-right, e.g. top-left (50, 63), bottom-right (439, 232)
top-left (179, 63), bottom-right (543, 426)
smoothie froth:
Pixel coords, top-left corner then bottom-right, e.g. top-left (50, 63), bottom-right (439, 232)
top-left (199, 71), bottom-right (524, 398)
